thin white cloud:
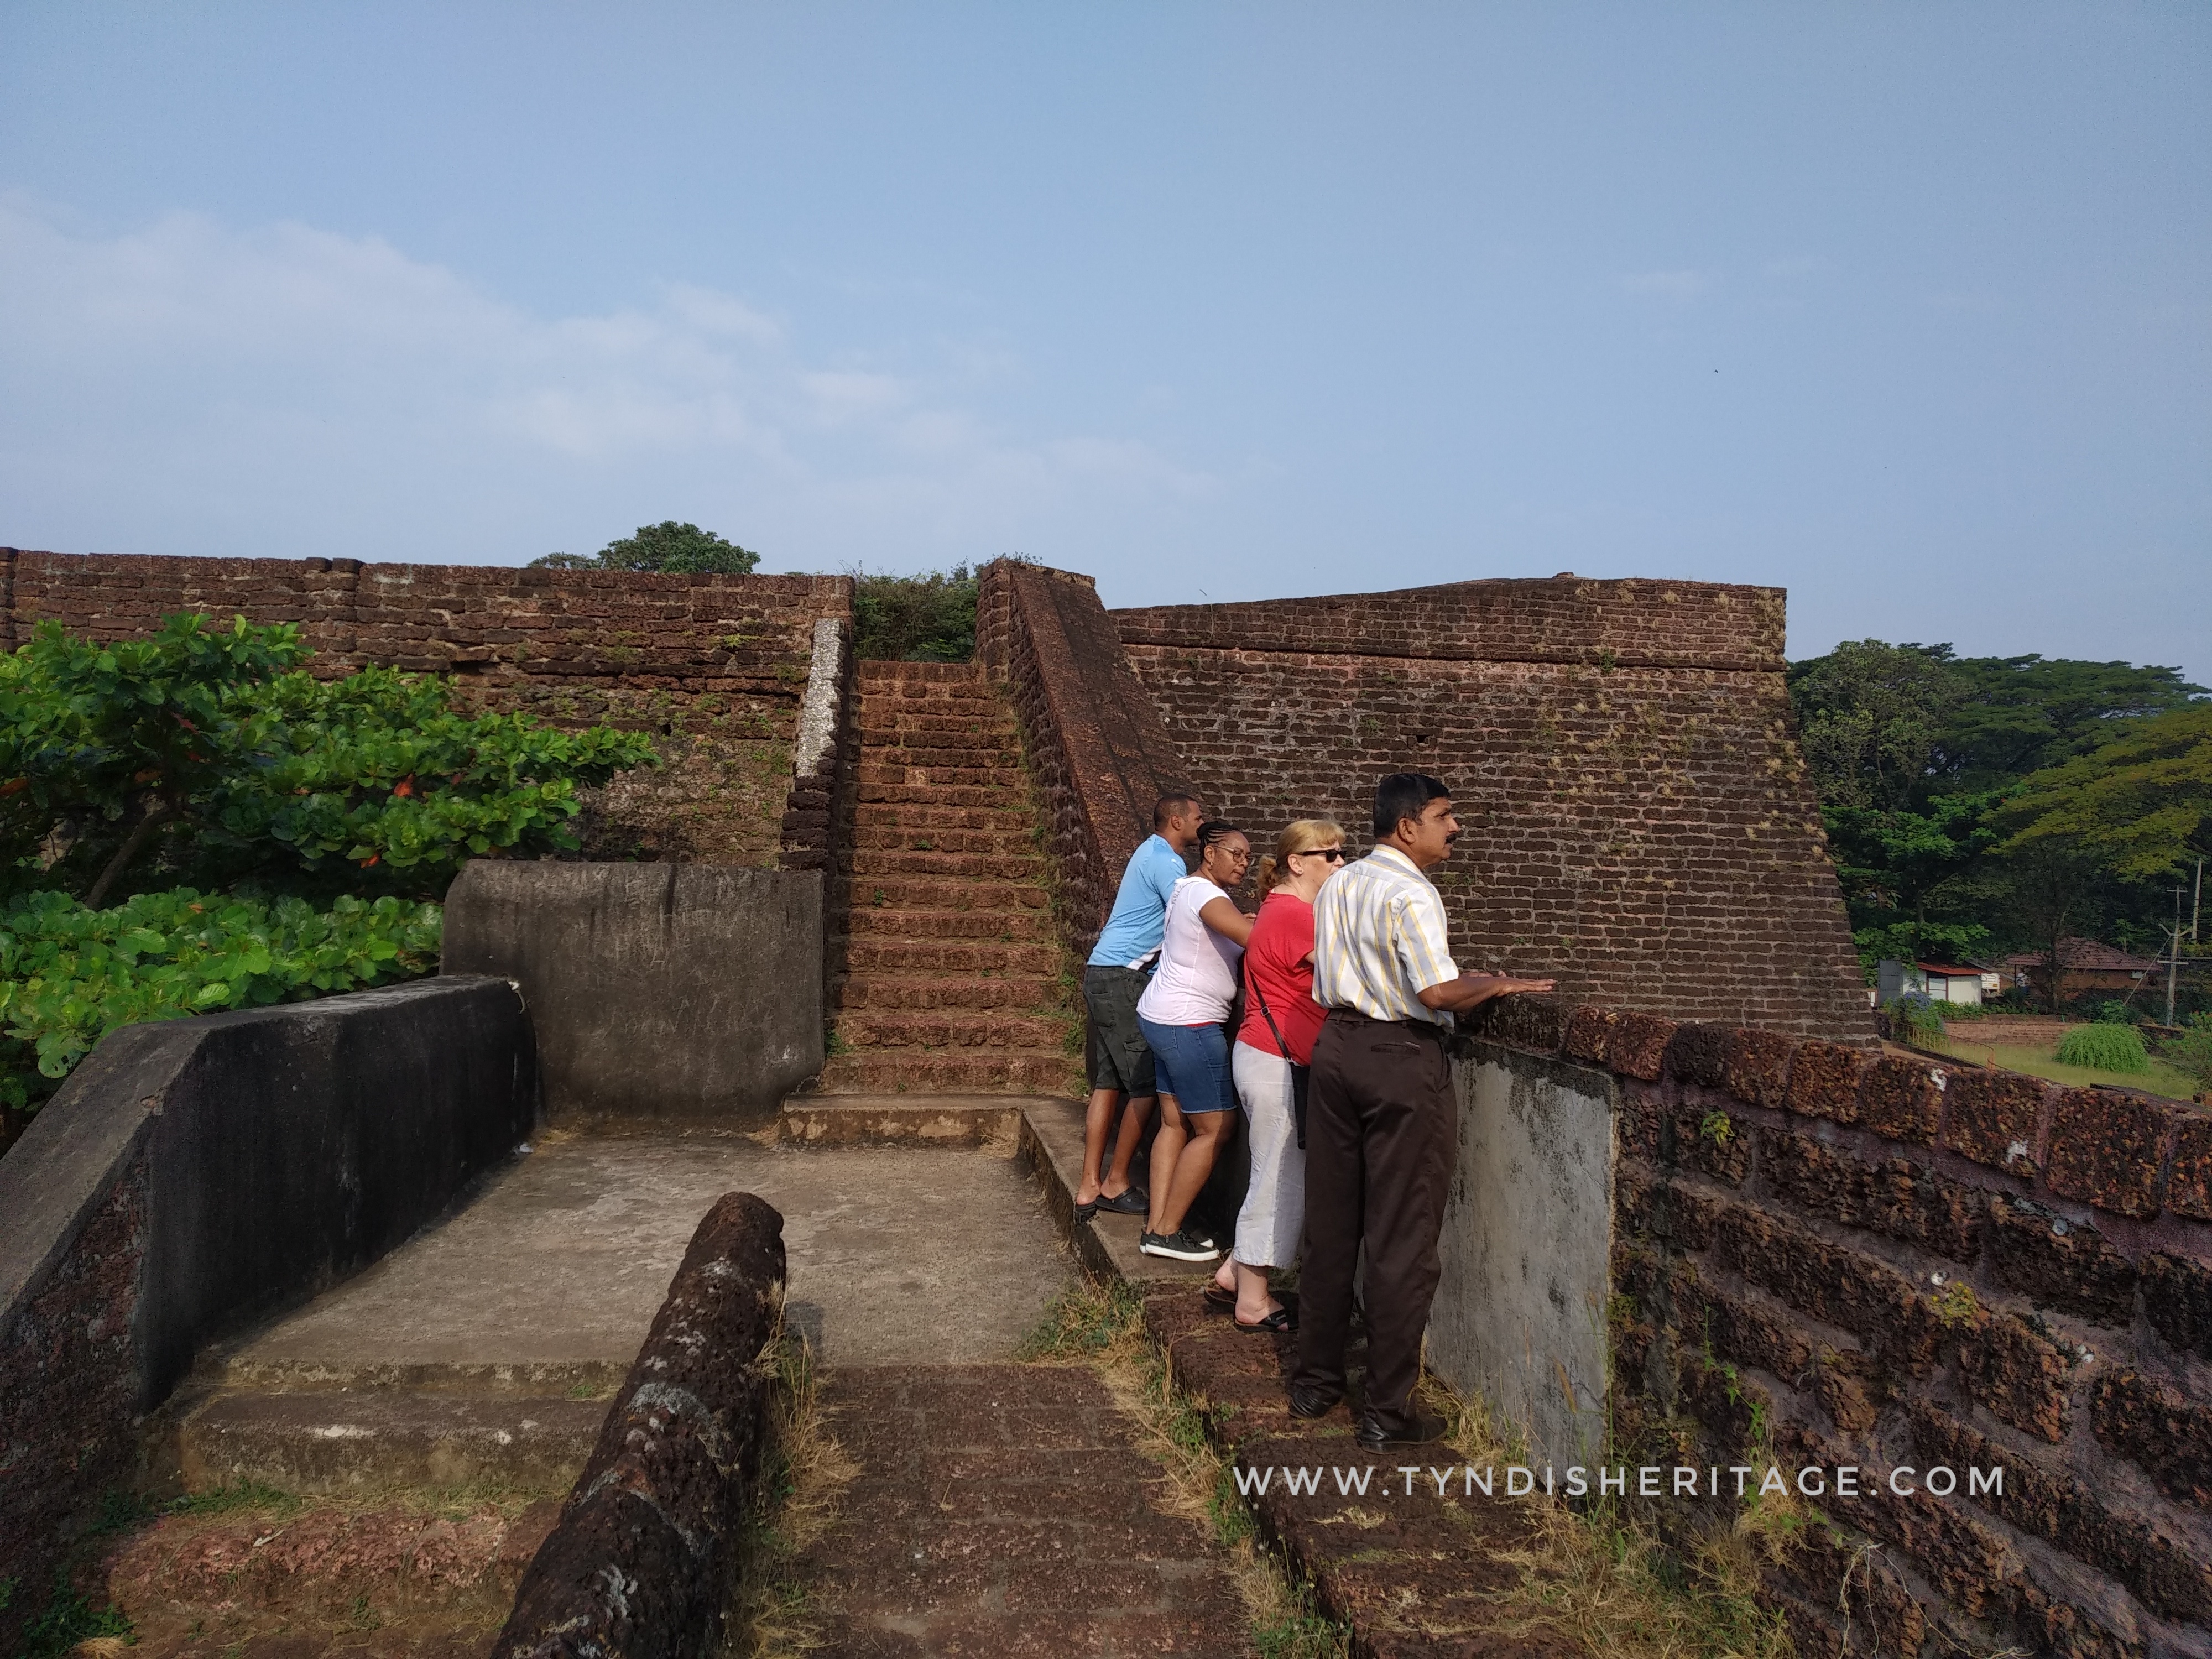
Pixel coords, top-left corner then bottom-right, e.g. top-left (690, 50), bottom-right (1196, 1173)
top-left (0, 196), bottom-right (1215, 565)
top-left (1619, 268), bottom-right (1709, 301)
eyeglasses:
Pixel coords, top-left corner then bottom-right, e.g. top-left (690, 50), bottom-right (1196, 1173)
top-left (1298, 848), bottom-right (1348, 863)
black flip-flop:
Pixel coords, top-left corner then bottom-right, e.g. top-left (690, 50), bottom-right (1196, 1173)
top-left (1203, 1285), bottom-right (1237, 1312)
top-left (1236, 1306), bottom-right (1297, 1334)
top-left (1073, 1197), bottom-right (1101, 1223)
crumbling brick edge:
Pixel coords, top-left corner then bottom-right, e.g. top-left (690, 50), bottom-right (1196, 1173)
top-left (490, 1191), bottom-right (787, 1659)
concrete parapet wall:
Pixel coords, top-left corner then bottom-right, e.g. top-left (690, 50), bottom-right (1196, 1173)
top-left (0, 978), bottom-right (534, 1635)
top-left (440, 860), bottom-right (825, 1126)
top-left (1450, 995), bottom-right (2212, 1658)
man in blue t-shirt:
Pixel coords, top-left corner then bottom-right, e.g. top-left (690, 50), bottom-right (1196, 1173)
top-left (1076, 794), bottom-right (1204, 1222)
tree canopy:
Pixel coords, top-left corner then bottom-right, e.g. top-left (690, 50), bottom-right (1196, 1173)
top-left (1787, 637), bottom-right (2208, 998)
top-left (531, 521), bottom-right (760, 575)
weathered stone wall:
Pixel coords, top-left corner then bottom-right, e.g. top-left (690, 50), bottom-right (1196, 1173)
top-left (1113, 576), bottom-right (1871, 1041)
top-left (1459, 994), bottom-right (2212, 1659)
top-left (441, 861), bottom-right (825, 1126)
top-left (0, 978), bottom-right (533, 1647)
top-left (974, 560), bottom-right (1193, 962)
top-left (0, 548), bottom-right (853, 869)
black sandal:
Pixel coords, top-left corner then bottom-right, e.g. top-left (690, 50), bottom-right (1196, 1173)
top-left (1203, 1285), bottom-right (1237, 1312)
top-left (1236, 1305), bottom-right (1297, 1333)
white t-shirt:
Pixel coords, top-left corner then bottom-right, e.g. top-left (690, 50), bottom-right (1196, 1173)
top-left (1136, 877), bottom-right (1244, 1026)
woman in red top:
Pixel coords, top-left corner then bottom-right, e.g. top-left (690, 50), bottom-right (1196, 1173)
top-left (1211, 818), bottom-right (1346, 1330)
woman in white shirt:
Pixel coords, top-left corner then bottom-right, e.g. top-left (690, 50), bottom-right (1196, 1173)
top-left (1133, 821), bottom-right (1254, 1261)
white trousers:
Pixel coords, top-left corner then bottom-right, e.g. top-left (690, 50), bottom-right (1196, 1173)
top-left (1230, 1041), bottom-right (1307, 1270)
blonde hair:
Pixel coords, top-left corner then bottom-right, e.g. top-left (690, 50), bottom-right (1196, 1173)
top-left (1256, 818), bottom-right (1347, 893)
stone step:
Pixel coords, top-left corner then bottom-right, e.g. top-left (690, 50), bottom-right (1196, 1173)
top-left (859, 743), bottom-right (1024, 770)
top-left (839, 939), bottom-right (1063, 974)
top-left (855, 762), bottom-right (1023, 789)
top-left (180, 1390), bottom-right (608, 1497)
top-left (855, 682), bottom-right (1001, 709)
top-left (834, 974), bottom-right (1060, 1011)
top-left (816, 1050), bottom-right (1081, 1095)
top-left (853, 801), bottom-right (1035, 832)
top-left (833, 1008), bottom-right (1071, 1051)
top-left (843, 909), bottom-right (1055, 941)
top-left (847, 876), bottom-right (1050, 912)
top-left (774, 1094), bottom-right (1027, 1150)
top-left (857, 781), bottom-right (1024, 809)
top-left (856, 660), bottom-right (988, 686)
top-left (855, 710), bottom-right (1019, 739)
top-left (854, 827), bottom-right (1044, 858)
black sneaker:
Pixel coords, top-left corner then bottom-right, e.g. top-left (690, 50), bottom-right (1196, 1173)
top-left (1140, 1229), bottom-right (1222, 1262)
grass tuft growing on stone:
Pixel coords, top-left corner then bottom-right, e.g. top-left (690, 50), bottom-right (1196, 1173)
top-left (722, 1318), bottom-right (859, 1657)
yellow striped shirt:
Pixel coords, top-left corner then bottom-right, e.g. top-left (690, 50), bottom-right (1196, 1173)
top-left (1311, 844), bottom-right (1461, 1027)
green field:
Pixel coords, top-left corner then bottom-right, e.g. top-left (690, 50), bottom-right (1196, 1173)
top-left (1923, 1032), bottom-right (2203, 1103)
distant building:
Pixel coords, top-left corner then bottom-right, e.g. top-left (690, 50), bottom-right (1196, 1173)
top-left (1998, 937), bottom-right (2158, 1000)
top-left (1877, 960), bottom-right (1987, 1006)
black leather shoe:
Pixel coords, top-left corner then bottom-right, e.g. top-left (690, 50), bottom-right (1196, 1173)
top-left (1355, 1409), bottom-right (1450, 1451)
top-left (1287, 1384), bottom-right (1342, 1419)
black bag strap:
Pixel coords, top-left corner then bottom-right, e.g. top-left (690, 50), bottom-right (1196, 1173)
top-left (1248, 956), bottom-right (1299, 1067)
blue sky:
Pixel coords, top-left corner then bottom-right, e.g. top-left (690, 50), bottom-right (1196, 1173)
top-left (2, 3), bottom-right (2206, 678)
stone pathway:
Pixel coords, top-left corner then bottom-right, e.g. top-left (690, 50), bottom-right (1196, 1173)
top-left (794, 1365), bottom-right (1249, 1657)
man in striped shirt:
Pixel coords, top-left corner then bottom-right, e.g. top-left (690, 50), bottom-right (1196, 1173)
top-left (1291, 773), bottom-right (1554, 1451)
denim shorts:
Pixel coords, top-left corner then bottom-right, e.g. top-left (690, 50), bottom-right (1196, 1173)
top-left (1136, 1016), bottom-right (1238, 1114)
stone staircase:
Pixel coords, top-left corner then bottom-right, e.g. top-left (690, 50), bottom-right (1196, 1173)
top-left (819, 660), bottom-right (1078, 1095)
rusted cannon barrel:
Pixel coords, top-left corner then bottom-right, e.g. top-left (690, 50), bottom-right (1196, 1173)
top-left (492, 1190), bottom-right (786, 1659)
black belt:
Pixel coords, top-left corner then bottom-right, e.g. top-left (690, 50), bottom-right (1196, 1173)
top-left (1324, 1008), bottom-right (1448, 1038)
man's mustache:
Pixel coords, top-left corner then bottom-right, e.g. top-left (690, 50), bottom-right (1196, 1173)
top-left (1444, 830), bottom-right (1463, 843)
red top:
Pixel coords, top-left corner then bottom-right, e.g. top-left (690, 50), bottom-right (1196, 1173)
top-left (1237, 890), bottom-right (1326, 1065)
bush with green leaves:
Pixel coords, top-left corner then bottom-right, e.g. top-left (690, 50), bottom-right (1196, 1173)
top-left (1, 612), bottom-right (657, 905)
top-left (2164, 1013), bottom-right (2212, 1092)
top-left (1884, 993), bottom-right (1945, 1047)
top-left (0, 612), bottom-right (659, 1118)
top-left (853, 566), bottom-right (978, 661)
top-left (2055, 1020), bottom-right (2151, 1074)
top-left (0, 888), bottom-right (442, 1112)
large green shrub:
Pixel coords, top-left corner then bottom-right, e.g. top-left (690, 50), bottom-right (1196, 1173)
top-left (0, 613), bottom-right (656, 905)
top-left (2164, 1013), bottom-right (2212, 1093)
top-left (0, 612), bottom-right (659, 1118)
top-left (0, 888), bottom-right (440, 1110)
top-left (2054, 1020), bottom-right (2151, 1074)
top-left (853, 566), bottom-right (978, 661)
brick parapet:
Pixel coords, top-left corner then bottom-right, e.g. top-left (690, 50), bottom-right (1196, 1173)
top-left (975, 560), bottom-right (1192, 960)
top-left (0, 548), bottom-right (854, 865)
top-left (1112, 573), bottom-right (1787, 671)
top-left (1459, 997), bottom-right (2212, 1656)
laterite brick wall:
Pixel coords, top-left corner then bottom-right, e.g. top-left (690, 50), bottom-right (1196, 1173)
top-left (1114, 576), bottom-right (1871, 1041)
top-left (0, 549), bottom-right (853, 869)
top-left (1464, 995), bottom-right (2212, 1659)
top-left (975, 560), bottom-right (1193, 961)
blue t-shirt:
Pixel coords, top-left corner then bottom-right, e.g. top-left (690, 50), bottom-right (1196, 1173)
top-left (1087, 834), bottom-right (1189, 968)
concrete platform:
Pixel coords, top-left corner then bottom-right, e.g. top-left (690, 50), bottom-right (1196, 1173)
top-left (218, 1132), bottom-right (1077, 1381)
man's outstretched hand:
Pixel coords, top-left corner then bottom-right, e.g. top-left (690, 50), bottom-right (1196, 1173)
top-left (1417, 972), bottom-right (1558, 1014)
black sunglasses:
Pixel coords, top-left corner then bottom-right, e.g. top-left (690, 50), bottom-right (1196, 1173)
top-left (1297, 847), bottom-right (1348, 862)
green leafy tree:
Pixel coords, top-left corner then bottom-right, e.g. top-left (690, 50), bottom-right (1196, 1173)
top-left (1999, 704), bottom-right (2212, 881)
top-left (1790, 639), bottom-right (2209, 989)
top-left (0, 614), bottom-right (661, 1119)
top-left (532, 521), bottom-right (760, 575)
top-left (0, 615), bottom-right (658, 906)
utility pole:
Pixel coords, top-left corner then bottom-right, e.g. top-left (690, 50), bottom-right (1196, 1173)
top-left (2168, 885), bottom-right (2184, 1030)
top-left (2194, 858), bottom-right (2203, 942)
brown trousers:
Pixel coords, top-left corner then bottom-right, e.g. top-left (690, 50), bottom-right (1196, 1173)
top-left (1291, 1009), bottom-right (1455, 1427)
